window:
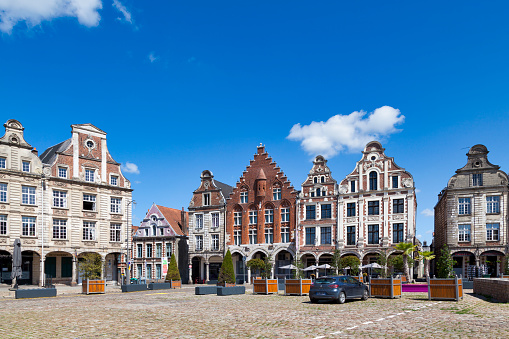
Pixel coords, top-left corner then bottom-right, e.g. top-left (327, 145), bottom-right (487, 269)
top-left (53, 190), bottom-right (67, 208)
top-left (110, 223), bottom-right (121, 242)
top-left (110, 197), bottom-right (122, 213)
top-left (458, 198), bottom-right (471, 215)
top-left (22, 161), bottom-right (30, 172)
top-left (347, 226), bottom-right (356, 245)
top-left (166, 243), bottom-right (172, 257)
top-left (85, 169), bottom-right (95, 182)
top-left (159, 228), bottom-right (164, 236)
top-left (0, 183), bottom-right (6, 202)
top-left (52, 219), bottom-right (67, 239)
top-left (110, 175), bottom-right (118, 186)
top-left (350, 181), bottom-right (355, 193)
top-left (83, 194), bottom-right (96, 211)
top-left (369, 172), bottom-right (377, 191)
top-left (240, 191), bottom-right (248, 204)
top-left (265, 228), bottom-right (273, 244)
top-left (0, 215), bottom-right (6, 235)
top-left (195, 214), bottom-right (203, 229)
top-left (156, 264), bottom-right (162, 279)
top-left (249, 229), bottom-right (257, 244)
top-left (321, 204), bottom-right (331, 219)
top-left (368, 225), bottom-right (379, 244)
top-left (458, 224), bottom-right (471, 242)
top-left (281, 208), bottom-right (290, 222)
top-left (83, 221), bottom-right (96, 240)
top-left (146, 244), bottom-right (153, 258)
top-left (146, 264), bottom-right (152, 279)
top-left (203, 193), bottom-right (210, 206)
top-left (22, 186), bottom-right (36, 205)
top-left (305, 227), bottom-right (316, 245)
top-left (195, 235), bottom-right (203, 250)
top-left (281, 227), bottom-right (290, 243)
top-left (234, 212), bottom-right (242, 226)
top-left (0, 157), bottom-right (5, 169)
top-left (144, 229), bottom-right (149, 236)
top-left (393, 199), bottom-right (404, 213)
top-left (316, 188), bottom-right (321, 197)
top-left (392, 176), bottom-right (398, 189)
top-left (321, 176), bottom-right (325, 183)
top-left (472, 173), bottom-right (483, 186)
top-left (314, 177), bottom-right (318, 184)
top-left (273, 187), bottom-right (281, 200)
top-left (137, 264), bottom-right (142, 278)
top-left (368, 201), bottom-right (379, 215)
top-left (347, 203), bottom-right (356, 217)
top-left (211, 234), bottom-right (220, 250)
top-left (249, 210), bottom-right (257, 224)
top-left (22, 216), bottom-right (36, 237)
top-left (393, 223), bottom-right (404, 243)
top-left (321, 226), bottom-right (331, 244)
top-left (152, 225), bottom-right (156, 236)
top-left (234, 229), bottom-right (241, 246)
top-left (58, 167), bottom-right (67, 179)
top-left (264, 209), bottom-right (273, 223)
top-left (137, 244), bottom-right (143, 257)
top-left (306, 205), bottom-right (316, 220)
top-left (486, 196), bottom-right (500, 214)
top-left (486, 223), bottom-right (499, 241)
top-left (211, 213), bottom-right (219, 228)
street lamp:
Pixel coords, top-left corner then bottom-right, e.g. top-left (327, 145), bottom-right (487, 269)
top-left (126, 200), bottom-right (135, 284)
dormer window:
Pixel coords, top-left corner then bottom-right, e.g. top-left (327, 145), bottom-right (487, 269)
top-left (350, 180), bottom-right (355, 193)
top-left (203, 193), bottom-right (211, 206)
top-left (321, 176), bottom-right (325, 183)
top-left (472, 173), bottom-right (483, 186)
top-left (85, 139), bottom-right (95, 149)
top-left (110, 175), bottom-right (118, 186)
top-left (58, 167), bottom-right (67, 179)
top-left (22, 161), bottom-right (30, 172)
top-left (272, 187), bottom-right (281, 200)
top-left (314, 177), bottom-right (318, 184)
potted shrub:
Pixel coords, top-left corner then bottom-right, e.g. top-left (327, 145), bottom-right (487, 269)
top-left (248, 256), bottom-right (277, 294)
top-left (79, 253), bottom-right (105, 294)
top-left (428, 245), bottom-right (462, 301)
top-left (165, 254), bottom-right (181, 288)
top-left (217, 249), bottom-right (236, 287)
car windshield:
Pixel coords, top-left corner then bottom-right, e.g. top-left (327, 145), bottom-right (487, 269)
top-left (315, 278), bottom-right (335, 284)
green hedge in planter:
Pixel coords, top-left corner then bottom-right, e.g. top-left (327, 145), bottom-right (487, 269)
top-left (166, 253), bottom-right (181, 281)
top-left (218, 249), bottom-right (236, 285)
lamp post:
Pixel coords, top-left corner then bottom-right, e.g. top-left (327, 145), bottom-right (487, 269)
top-left (125, 200), bottom-right (135, 284)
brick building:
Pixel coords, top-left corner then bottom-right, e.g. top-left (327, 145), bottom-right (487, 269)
top-left (434, 144), bottom-right (508, 278)
top-left (226, 144), bottom-right (297, 282)
top-left (337, 141), bottom-right (417, 270)
top-left (187, 170), bottom-right (233, 283)
top-left (296, 155), bottom-right (339, 270)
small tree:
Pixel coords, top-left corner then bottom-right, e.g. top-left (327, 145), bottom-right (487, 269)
top-left (436, 244), bottom-right (456, 278)
top-left (247, 256), bottom-right (273, 279)
top-left (217, 249), bottom-right (236, 285)
top-left (376, 250), bottom-right (390, 278)
top-left (293, 256), bottom-right (304, 279)
top-left (165, 253), bottom-right (181, 281)
top-left (388, 255), bottom-right (415, 275)
top-left (340, 256), bottom-right (361, 276)
top-left (79, 253), bottom-right (102, 280)
top-left (419, 251), bottom-right (435, 278)
top-left (505, 254), bottom-right (509, 275)
top-left (331, 250), bottom-right (342, 275)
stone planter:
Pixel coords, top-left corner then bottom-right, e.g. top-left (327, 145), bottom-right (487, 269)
top-left (195, 286), bottom-right (218, 295)
top-left (217, 286), bottom-right (245, 296)
top-left (121, 284), bottom-right (147, 293)
top-left (216, 282), bottom-right (236, 287)
top-left (15, 288), bottom-right (57, 299)
top-left (148, 282), bottom-right (172, 290)
top-left (82, 279), bottom-right (106, 294)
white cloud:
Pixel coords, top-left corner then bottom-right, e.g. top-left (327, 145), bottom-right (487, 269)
top-left (417, 234), bottom-right (423, 239)
top-left (148, 52), bottom-right (159, 63)
top-left (287, 106), bottom-right (404, 158)
top-left (112, 0), bottom-right (131, 23)
top-left (415, 188), bottom-right (421, 193)
top-left (425, 230), bottom-right (434, 234)
top-left (0, 0), bottom-right (102, 34)
top-left (421, 208), bottom-right (434, 217)
top-left (121, 161), bottom-right (139, 174)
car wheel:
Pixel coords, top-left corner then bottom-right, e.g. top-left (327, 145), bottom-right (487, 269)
top-left (338, 292), bottom-right (346, 304)
top-left (362, 289), bottom-right (369, 301)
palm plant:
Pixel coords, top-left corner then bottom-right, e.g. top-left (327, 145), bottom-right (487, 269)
top-left (394, 242), bottom-right (416, 282)
top-left (418, 250), bottom-right (435, 278)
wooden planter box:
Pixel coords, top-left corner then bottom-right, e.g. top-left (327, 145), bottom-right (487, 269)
top-left (284, 279), bottom-right (312, 296)
top-left (428, 276), bottom-right (463, 301)
top-left (353, 276), bottom-right (364, 283)
top-left (253, 279), bottom-right (278, 294)
top-left (170, 280), bottom-right (181, 289)
top-left (501, 275), bottom-right (509, 279)
top-left (82, 279), bottom-right (105, 294)
top-left (370, 277), bottom-right (402, 298)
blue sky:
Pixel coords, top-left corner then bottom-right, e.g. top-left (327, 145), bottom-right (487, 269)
top-left (2, 1), bottom-right (509, 245)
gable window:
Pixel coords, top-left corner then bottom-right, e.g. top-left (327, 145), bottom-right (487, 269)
top-left (306, 205), bottom-right (316, 220)
top-left (52, 219), bottom-right (67, 239)
top-left (110, 223), bottom-right (121, 242)
top-left (347, 203), bottom-right (356, 217)
top-left (155, 243), bottom-right (162, 258)
top-left (368, 225), bottom-right (379, 244)
top-left (458, 198), bottom-right (471, 215)
top-left (22, 216), bottom-right (36, 237)
top-left (22, 161), bottom-right (30, 172)
top-left (249, 229), bottom-right (257, 244)
top-left (195, 214), bottom-right (203, 229)
top-left (22, 186), bottom-right (36, 205)
top-left (321, 204), bottom-right (331, 219)
top-left (110, 197), bottom-right (122, 213)
top-left (264, 228), bottom-right (273, 244)
top-left (53, 190), bottom-right (67, 208)
top-left (234, 229), bottom-right (241, 246)
top-left (314, 177), bottom-right (318, 184)
top-left (281, 208), bottom-right (290, 222)
top-left (211, 234), bottom-right (220, 250)
top-left (264, 209), bottom-right (273, 223)
top-left (249, 210), bottom-right (257, 224)
top-left (0, 157), bottom-right (5, 169)
top-left (369, 172), bottom-right (378, 191)
top-left (281, 227), bottom-right (290, 243)
top-left (346, 226), bottom-right (356, 245)
top-left (58, 167), bottom-right (67, 179)
top-left (0, 215), bottom-right (6, 235)
top-left (486, 196), bottom-right (500, 214)
top-left (316, 188), bottom-right (321, 197)
top-left (166, 243), bottom-right (172, 257)
top-left (203, 193), bottom-right (211, 206)
top-left (83, 194), bottom-right (96, 211)
top-left (159, 228), bottom-right (164, 236)
top-left (393, 223), bottom-right (404, 243)
top-left (211, 213), bottom-right (219, 228)
top-left (486, 223), bottom-right (499, 241)
top-left (273, 187), bottom-right (281, 200)
top-left (240, 191), bottom-right (248, 204)
top-left (392, 176), bottom-right (398, 188)
top-left (458, 224), bottom-right (471, 242)
top-left (83, 221), bottom-right (96, 241)
top-left (85, 169), bottom-right (95, 183)
top-left (234, 211), bottom-right (242, 226)
top-left (305, 227), bottom-right (315, 245)
top-left (393, 199), bottom-right (404, 213)
top-left (472, 173), bottom-right (483, 187)
top-left (137, 244), bottom-right (143, 258)
top-left (350, 180), bottom-right (355, 193)
top-left (146, 244), bottom-right (153, 258)
top-left (0, 183), bottom-right (7, 202)
top-left (110, 175), bottom-right (118, 186)
top-left (321, 226), bottom-right (331, 244)
top-left (368, 201), bottom-right (379, 215)
top-left (321, 176), bottom-right (325, 183)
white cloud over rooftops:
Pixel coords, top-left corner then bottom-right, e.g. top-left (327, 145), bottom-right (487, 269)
top-left (121, 161), bottom-right (139, 174)
top-left (421, 208), bottom-right (434, 217)
top-left (112, 0), bottom-right (131, 23)
top-left (148, 52), bottom-right (159, 63)
top-left (0, 0), bottom-right (102, 34)
top-left (287, 106), bottom-right (404, 158)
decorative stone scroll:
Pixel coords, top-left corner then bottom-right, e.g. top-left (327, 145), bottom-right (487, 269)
top-left (367, 216), bottom-right (379, 221)
top-left (111, 214), bottom-right (122, 220)
top-left (23, 240), bottom-right (36, 245)
top-left (54, 210), bottom-right (67, 216)
top-left (24, 207), bottom-right (35, 212)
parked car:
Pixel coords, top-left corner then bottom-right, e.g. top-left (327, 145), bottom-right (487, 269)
top-left (309, 276), bottom-right (369, 304)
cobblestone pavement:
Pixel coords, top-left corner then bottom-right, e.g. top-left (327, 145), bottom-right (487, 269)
top-left (0, 286), bottom-right (508, 338)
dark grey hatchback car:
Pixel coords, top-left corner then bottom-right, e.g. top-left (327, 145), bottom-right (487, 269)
top-left (309, 276), bottom-right (369, 304)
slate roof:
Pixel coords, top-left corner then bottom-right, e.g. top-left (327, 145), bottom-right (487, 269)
top-left (156, 205), bottom-right (187, 236)
top-left (214, 180), bottom-right (234, 198)
top-left (39, 138), bottom-right (71, 165)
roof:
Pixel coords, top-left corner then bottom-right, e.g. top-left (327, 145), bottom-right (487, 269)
top-left (40, 139), bottom-right (71, 165)
top-left (156, 205), bottom-right (186, 236)
top-left (214, 180), bottom-right (234, 198)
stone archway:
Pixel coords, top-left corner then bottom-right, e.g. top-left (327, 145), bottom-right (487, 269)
top-left (231, 251), bottom-right (247, 284)
top-left (274, 250), bottom-right (294, 279)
